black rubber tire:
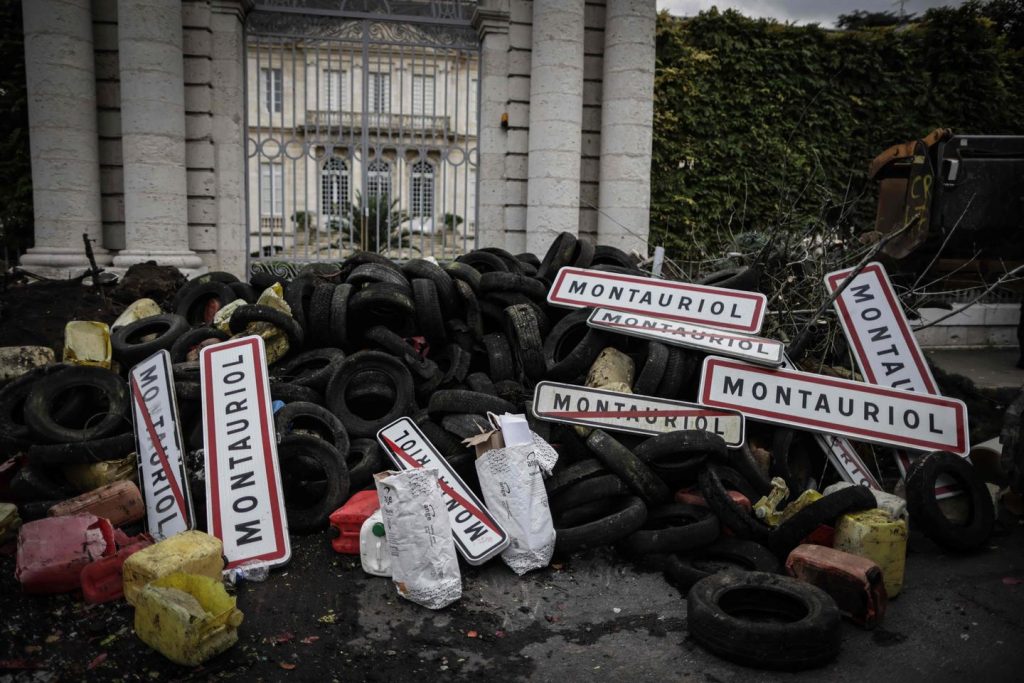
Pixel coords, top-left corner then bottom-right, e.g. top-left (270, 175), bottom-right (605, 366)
top-left (347, 438), bottom-right (388, 491)
top-left (465, 371), bottom-right (497, 396)
top-left (586, 429), bottom-right (670, 505)
top-left (618, 503), bottom-right (720, 556)
top-left (197, 271), bottom-right (240, 285)
top-left (272, 348), bottom-right (345, 392)
top-left (428, 390), bottom-right (517, 417)
top-left (550, 473), bottom-right (629, 514)
top-left (479, 247), bottom-right (525, 274)
top-left (402, 259), bottom-right (458, 316)
top-left (284, 275), bottom-right (317, 330)
top-left (698, 266), bottom-right (760, 293)
top-left (9, 464), bottom-right (76, 503)
top-left (653, 347), bottom-right (686, 399)
top-left (277, 433), bottom-right (348, 534)
top-left (169, 326), bottom-right (230, 363)
top-left (228, 281), bottom-right (258, 303)
top-left (635, 430), bottom-right (720, 488)
top-left (906, 451), bottom-right (995, 552)
top-left (228, 304), bottom-right (305, 348)
top-left (338, 251), bottom-right (399, 281)
top-left (504, 304), bottom-right (547, 383)
top-left (572, 237), bottom-right (596, 268)
top-left (770, 429), bottom-right (815, 494)
top-left (457, 250), bottom-right (509, 274)
top-left (554, 495), bottom-right (647, 555)
top-left (494, 379), bottom-right (529, 406)
top-left (554, 497), bottom-right (619, 527)
top-left (452, 279), bottom-right (483, 339)
top-left (435, 343), bottom-right (471, 386)
top-left (686, 571), bottom-right (841, 670)
top-left (537, 232), bottom-right (577, 281)
top-left (250, 272), bottom-right (285, 291)
top-left (543, 308), bottom-right (611, 382)
top-left (27, 432), bottom-right (136, 466)
top-left (768, 484), bottom-right (877, 557)
top-left (24, 367), bottom-right (129, 443)
top-left (269, 381), bottom-right (322, 405)
top-left (413, 413), bottom-right (468, 461)
top-left (727, 444), bottom-right (773, 498)
top-left (664, 538), bottom-right (781, 591)
top-left (412, 278), bottom-right (448, 345)
top-left (516, 252), bottom-right (541, 269)
top-left (699, 464), bottom-right (771, 543)
top-left (0, 365), bottom-right (70, 450)
top-left (592, 245), bottom-right (639, 269)
top-left (545, 458), bottom-right (608, 498)
top-left (175, 380), bottom-right (201, 403)
top-left (634, 341), bottom-right (669, 395)
top-left (444, 261), bottom-right (482, 294)
top-left (480, 271), bottom-right (547, 300)
top-left (348, 283), bottom-right (416, 334)
top-left (346, 262), bottom-right (412, 293)
top-left (440, 413), bottom-right (492, 439)
top-left (363, 326), bottom-right (438, 380)
top-left (274, 400), bottom-right (350, 457)
top-left (329, 283), bottom-right (353, 348)
top-left (482, 333), bottom-right (514, 382)
top-left (325, 351), bottom-right (415, 437)
top-left (308, 282), bottom-right (337, 348)
top-left (111, 314), bottom-right (191, 367)
top-left (174, 281), bottom-right (236, 325)
top-left (172, 361), bottom-right (201, 383)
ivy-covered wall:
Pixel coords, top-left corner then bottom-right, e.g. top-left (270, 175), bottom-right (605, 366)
top-left (650, 2), bottom-right (1024, 264)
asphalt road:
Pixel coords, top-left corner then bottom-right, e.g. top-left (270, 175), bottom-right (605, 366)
top-left (3, 520), bottom-right (1024, 682)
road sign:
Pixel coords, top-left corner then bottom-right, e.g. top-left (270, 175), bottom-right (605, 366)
top-left (699, 356), bottom-right (970, 456)
top-left (201, 336), bottom-right (290, 571)
top-left (547, 266), bottom-right (766, 333)
top-left (531, 381), bottom-right (745, 447)
top-left (825, 262), bottom-right (961, 495)
top-left (824, 262), bottom-right (938, 394)
top-left (377, 417), bottom-right (509, 565)
top-left (587, 307), bottom-right (783, 366)
top-left (129, 350), bottom-right (195, 540)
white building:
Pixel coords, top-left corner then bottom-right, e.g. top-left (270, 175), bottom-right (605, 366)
top-left (19, 0), bottom-right (655, 278)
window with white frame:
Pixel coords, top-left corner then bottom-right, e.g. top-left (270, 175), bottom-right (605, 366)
top-left (320, 157), bottom-right (349, 221)
top-left (366, 160), bottom-right (391, 199)
top-left (323, 68), bottom-right (343, 110)
top-left (368, 72), bottom-right (391, 114)
top-left (410, 160), bottom-right (434, 218)
top-left (412, 75), bottom-right (434, 116)
top-left (260, 162), bottom-right (284, 215)
top-left (261, 67), bottom-right (282, 113)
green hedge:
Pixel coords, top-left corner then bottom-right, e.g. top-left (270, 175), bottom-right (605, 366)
top-left (650, 1), bottom-right (1024, 264)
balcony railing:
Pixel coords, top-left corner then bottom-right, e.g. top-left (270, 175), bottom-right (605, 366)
top-left (304, 110), bottom-right (455, 136)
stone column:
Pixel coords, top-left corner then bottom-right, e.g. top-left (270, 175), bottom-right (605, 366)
top-left (210, 0), bottom-right (252, 277)
top-left (113, 0), bottom-right (203, 270)
top-left (524, 0), bottom-right (584, 256)
top-left (20, 0), bottom-right (111, 275)
top-left (472, 1), bottom-right (510, 252)
top-left (597, 0), bottom-right (655, 256)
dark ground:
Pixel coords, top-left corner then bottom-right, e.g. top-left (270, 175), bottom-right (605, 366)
top-left (2, 521), bottom-right (1024, 682)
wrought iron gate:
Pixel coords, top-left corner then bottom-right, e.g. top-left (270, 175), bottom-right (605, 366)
top-left (245, 1), bottom-right (481, 277)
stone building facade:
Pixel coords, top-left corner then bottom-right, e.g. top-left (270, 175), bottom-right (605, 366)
top-left (19, 0), bottom-right (655, 278)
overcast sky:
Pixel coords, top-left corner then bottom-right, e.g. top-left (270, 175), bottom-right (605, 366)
top-left (656, 1), bottom-right (966, 27)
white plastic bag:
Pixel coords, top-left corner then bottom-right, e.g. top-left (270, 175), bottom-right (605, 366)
top-left (375, 468), bottom-right (461, 609)
top-left (475, 429), bottom-right (558, 575)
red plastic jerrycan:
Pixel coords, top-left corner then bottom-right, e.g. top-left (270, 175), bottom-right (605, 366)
top-left (16, 514), bottom-right (115, 594)
top-left (329, 490), bottom-right (380, 554)
top-left (80, 536), bottom-right (154, 604)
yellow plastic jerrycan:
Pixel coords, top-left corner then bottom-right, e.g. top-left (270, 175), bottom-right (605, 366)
top-left (122, 530), bottom-right (224, 606)
top-left (63, 321), bottom-right (112, 369)
top-left (834, 508), bottom-right (908, 597)
top-left (133, 573), bottom-right (243, 666)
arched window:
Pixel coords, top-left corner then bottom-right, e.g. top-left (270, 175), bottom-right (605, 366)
top-left (410, 160), bottom-right (434, 219)
top-left (366, 159), bottom-right (391, 199)
top-left (320, 158), bottom-right (348, 222)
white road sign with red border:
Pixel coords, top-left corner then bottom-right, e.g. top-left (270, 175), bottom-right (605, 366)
top-left (201, 336), bottom-right (291, 571)
top-left (130, 350), bottom-right (195, 540)
top-left (587, 307), bottom-right (784, 366)
top-left (377, 417), bottom-right (509, 565)
top-left (531, 381), bottom-right (745, 447)
top-left (699, 356), bottom-right (970, 456)
top-left (547, 267), bottom-right (767, 333)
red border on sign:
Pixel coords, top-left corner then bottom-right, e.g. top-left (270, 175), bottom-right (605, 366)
top-left (826, 264), bottom-right (938, 394)
top-left (203, 337), bottom-right (288, 566)
top-left (700, 358), bottom-right (967, 453)
top-left (549, 267), bottom-right (765, 333)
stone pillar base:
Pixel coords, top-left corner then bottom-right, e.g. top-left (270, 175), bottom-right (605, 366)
top-left (19, 246), bottom-right (113, 279)
top-left (112, 249), bottom-right (206, 272)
